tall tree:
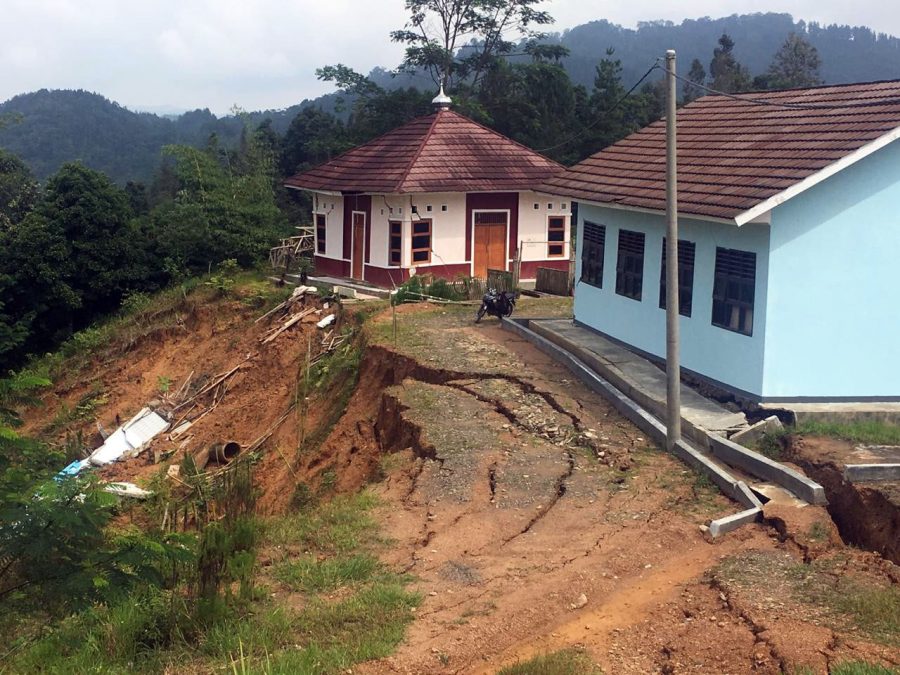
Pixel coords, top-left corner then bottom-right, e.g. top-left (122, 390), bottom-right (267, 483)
top-left (709, 33), bottom-right (751, 93)
top-left (37, 164), bottom-right (152, 315)
top-left (763, 32), bottom-right (823, 89)
top-left (389, 0), bottom-right (553, 92)
top-left (683, 58), bottom-right (707, 103)
top-left (0, 150), bottom-right (39, 229)
top-left (153, 131), bottom-right (287, 273)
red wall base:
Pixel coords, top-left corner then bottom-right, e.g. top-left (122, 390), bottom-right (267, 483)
top-left (519, 259), bottom-right (570, 279)
top-left (363, 265), bottom-right (409, 288)
top-left (313, 255), bottom-right (350, 278)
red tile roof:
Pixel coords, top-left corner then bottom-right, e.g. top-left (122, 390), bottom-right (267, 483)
top-left (284, 109), bottom-right (564, 194)
top-left (541, 80), bottom-right (900, 221)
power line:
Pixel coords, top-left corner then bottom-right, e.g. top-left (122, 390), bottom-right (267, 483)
top-left (535, 61), bottom-right (663, 153)
top-left (673, 71), bottom-right (900, 110)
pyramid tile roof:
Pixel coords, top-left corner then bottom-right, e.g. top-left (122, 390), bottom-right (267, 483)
top-left (284, 109), bottom-right (564, 194)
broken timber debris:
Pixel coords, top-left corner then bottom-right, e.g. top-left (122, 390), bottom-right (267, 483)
top-left (261, 307), bottom-right (317, 344)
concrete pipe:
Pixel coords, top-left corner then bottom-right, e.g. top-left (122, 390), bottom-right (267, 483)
top-left (213, 441), bottom-right (242, 464)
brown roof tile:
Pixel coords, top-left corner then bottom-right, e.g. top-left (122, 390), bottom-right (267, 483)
top-left (541, 80), bottom-right (900, 220)
top-left (284, 109), bottom-right (564, 194)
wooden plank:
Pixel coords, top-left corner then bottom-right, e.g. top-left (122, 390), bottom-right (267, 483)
top-left (535, 267), bottom-right (571, 296)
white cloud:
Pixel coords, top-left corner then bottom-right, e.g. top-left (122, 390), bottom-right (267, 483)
top-left (0, 0), bottom-right (898, 115)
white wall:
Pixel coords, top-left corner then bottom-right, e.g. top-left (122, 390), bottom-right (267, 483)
top-left (374, 193), bottom-right (468, 268)
top-left (518, 191), bottom-right (572, 262)
top-left (573, 205), bottom-right (770, 398)
top-left (313, 192), bottom-right (345, 260)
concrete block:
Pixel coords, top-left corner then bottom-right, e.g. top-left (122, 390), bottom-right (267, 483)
top-left (735, 480), bottom-right (763, 510)
top-left (730, 415), bottom-right (783, 447)
top-left (844, 463), bottom-right (900, 482)
top-left (708, 433), bottom-right (827, 505)
top-left (708, 507), bottom-right (762, 538)
top-left (333, 285), bottom-right (358, 299)
top-left (672, 440), bottom-right (741, 501)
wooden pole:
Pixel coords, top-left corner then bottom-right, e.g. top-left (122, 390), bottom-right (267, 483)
top-left (665, 49), bottom-right (682, 452)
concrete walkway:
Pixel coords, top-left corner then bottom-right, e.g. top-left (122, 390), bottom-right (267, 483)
top-left (527, 319), bottom-right (749, 441)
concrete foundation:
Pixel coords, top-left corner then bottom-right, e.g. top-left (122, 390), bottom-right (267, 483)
top-left (844, 464), bottom-right (900, 482)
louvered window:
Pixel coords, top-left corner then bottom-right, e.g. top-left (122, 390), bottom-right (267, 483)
top-left (315, 213), bottom-right (326, 254)
top-left (712, 247), bottom-right (755, 336)
top-left (615, 230), bottom-right (645, 300)
top-left (659, 238), bottom-right (696, 317)
top-left (580, 221), bottom-right (605, 288)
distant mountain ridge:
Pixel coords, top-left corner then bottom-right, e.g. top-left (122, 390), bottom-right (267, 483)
top-left (549, 13), bottom-right (900, 89)
top-left (2, 12), bottom-right (900, 184)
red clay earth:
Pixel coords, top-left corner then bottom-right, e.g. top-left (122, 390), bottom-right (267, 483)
top-left (22, 297), bottom-right (900, 674)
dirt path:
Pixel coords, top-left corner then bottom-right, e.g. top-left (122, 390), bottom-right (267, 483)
top-left (348, 302), bottom-right (899, 674)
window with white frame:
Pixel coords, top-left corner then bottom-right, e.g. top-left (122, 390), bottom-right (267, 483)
top-left (547, 216), bottom-right (565, 257)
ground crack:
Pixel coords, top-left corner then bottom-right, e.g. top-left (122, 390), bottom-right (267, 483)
top-left (501, 449), bottom-right (576, 546)
top-left (708, 575), bottom-right (789, 673)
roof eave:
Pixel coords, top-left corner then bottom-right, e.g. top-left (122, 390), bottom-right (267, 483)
top-left (536, 188), bottom-right (736, 225)
top-left (734, 125), bottom-right (900, 226)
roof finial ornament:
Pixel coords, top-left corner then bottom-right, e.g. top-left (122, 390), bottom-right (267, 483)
top-left (432, 81), bottom-right (452, 111)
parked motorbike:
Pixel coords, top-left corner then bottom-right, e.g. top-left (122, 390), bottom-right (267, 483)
top-left (475, 288), bottom-right (516, 323)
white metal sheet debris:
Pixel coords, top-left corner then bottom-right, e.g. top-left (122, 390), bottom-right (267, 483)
top-left (317, 314), bottom-right (336, 329)
top-left (104, 482), bottom-right (153, 499)
top-left (89, 407), bottom-right (170, 466)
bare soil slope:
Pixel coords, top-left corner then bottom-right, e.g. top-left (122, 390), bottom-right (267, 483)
top-left (21, 292), bottom-right (900, 674)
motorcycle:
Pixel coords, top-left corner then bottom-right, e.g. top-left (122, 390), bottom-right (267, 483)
top-left (475, 288), bottom-right (516, 323)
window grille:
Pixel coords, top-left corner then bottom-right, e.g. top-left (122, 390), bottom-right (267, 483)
top-left (659, 238), bottom-right (696, 317)
top-left (580, 221), bottom-right (605, 288)
top-left (712, 247), bottom-right (756, 336)
top-left (615, 229), bottom-right (645, 300)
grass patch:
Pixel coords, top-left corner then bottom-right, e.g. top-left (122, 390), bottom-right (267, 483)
top-left (274, 553), bottom-right (381, 593)
top-left (789, 557), bottom-right (900, 646)
top-left (9, 490), bottom-right (418, 675)
top-left (830, 662), bottom-right (899, 675)
top-left (498, 647), bottom-right (603, 675)
top-left (794, 419), bottom-right (900, 445)
top-left (756, 429), bottom-right (786, 459)
top-left (826, 582), bottom-right (900, 646)
top-left (265, 492), bottom-right (381, 555)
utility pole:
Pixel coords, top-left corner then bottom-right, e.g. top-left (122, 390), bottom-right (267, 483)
top-left (665, 49), bottom-right (681, 451)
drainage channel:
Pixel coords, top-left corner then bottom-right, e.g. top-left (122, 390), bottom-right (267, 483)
top-left (501, 317), bottom-right (827, 537)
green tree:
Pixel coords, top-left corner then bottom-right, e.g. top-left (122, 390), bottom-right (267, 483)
top-left (762, 32), bottom-right (823, 89)
top-left (683, 58), bottom-right (707, 103)
top-left (280, 107), bottom-right (348, 176)
top-left (709, 33), bottom-right (751, 93)
top-left (477, 46), bottom-right (583, 163)
top-left (389, 0), bottom-right (553, 91)
top-left (573, 52), bottom-right (660, 160)
top-left (0, 210), bottom-right (81, 365)
top-left (0, 149), bottom-right (39, 229)
top-left (37, 164), bottom-right (154, 315)
top-left (153, 131), bottom-right (286, 272)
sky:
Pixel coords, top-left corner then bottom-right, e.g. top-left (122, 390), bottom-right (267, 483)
top-left (1, 0), bottom-right (898, 116)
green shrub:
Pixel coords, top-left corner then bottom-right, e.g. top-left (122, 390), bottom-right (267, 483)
top-left (498, 647), bottom-right (603, 674)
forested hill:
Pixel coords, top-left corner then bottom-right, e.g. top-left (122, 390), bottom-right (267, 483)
top-left (0, 90), bottom-right (338, 184)
top-left (3, 12), bottom-right (900, 185)
top-left (551, 13), bottom-right (900, 88)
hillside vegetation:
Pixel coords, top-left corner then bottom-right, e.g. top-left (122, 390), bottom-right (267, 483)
top-left (3, 12), bottom-right (900, 184)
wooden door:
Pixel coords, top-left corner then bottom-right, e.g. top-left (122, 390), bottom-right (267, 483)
top-left (473, 212), bottom-right (508, 280)
top-left (351, 212), bottom-right (365, 280)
